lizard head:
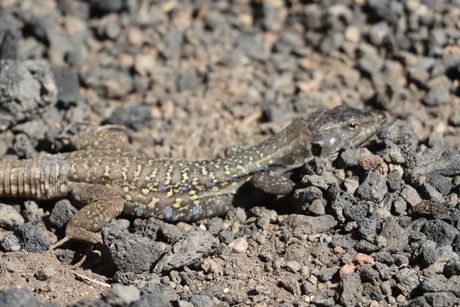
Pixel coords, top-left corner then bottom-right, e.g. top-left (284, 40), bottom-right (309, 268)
top-left (308, 106), bottom-right (387, 160)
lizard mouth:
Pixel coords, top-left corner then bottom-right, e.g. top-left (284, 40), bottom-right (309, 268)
top-left (311, 142), bottom-right (340, 161)
top-left (373, 110), bottom-right (387, 126)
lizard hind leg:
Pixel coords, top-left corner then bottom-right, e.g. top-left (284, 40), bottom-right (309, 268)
top-left (51, 183), bottom-right (124, 248)
top-left (71, 129), bottom-right (129, 152)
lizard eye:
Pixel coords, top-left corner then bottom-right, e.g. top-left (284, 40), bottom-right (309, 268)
top-left (348, 122), bottom-right (359, 131)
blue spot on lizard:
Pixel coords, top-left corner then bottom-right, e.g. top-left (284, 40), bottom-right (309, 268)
top-left (135, 207), bottom-right (144, 216)
top-left (192, 205), bottom-right (200, 216)
top-left (250, 166), bottom-right (265, 173)
top-left (164, 207), bottom-right (173, 219)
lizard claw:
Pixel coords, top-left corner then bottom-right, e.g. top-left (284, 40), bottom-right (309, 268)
top-left (49, 236), bottom-right (71, 250)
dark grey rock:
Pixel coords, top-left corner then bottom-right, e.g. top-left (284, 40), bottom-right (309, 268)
top-left (237, 33), bottom-right (266, 59)
top-left (358, 218), bottom-right (378, 238)
top-left (393, 196), bottom-right (407, 216)
top-left (157, 222), bottom-right (184, 244)
top-left (0, 233), bottom-right (21, 252)
top-left (153, 228), bottom-right (219, 273)
top-left (442, 53), bottom-right (460, 75)
top-left (448, 113), bottom-right (460, 127)
top-left (427, 131), bottom-right (444, 147)
top-left (112, 271), bottom-right (137, 285)
top-left (426, 172), bottom-right (453, 196)
top-left (52, 66), bottom-right (80, 108)
top-left (105, 105), bottom-right (152, 131)
top-left (368, 0), bottom-right (404, 24)
top-left (340, 273), bottom-right (363, 306)
top-left (374, 82), bottom-right (409, 110)
top-left (420, 274), bottom-right (447, 293)
top-left (357, 53), bottom-right (382, 77)
top-left (57, 0), bottom-right (90, 19)
top-left (355, 240), bottom-right (379, 253)
top-left (362, 279), bottom-right (383, 301)
top-left (0, 60), bottom-right (57, 131)
top-left (258, 1), bottom-right (287, 32)
top-left (314, 267), bottom-right (337, 283)
top-left (89, 0), bottom-right (123, 14)
top-left (308, 198), bottom-right (326, 216)
top-left (380, 218), bottom-right (408, 253)
top-left (420, 183), bottom-right (446, 204)
top-left (340, 147), bottom-right (358, 167)
top-left (356, 171), bottom-right (388, 202)
top-left (80, 65), bottom-right (133, 98)
top-left (218, 230), bottom-right (234, 245)
top-left (48, 199), bottom-right (77, 230)
top-left (69, 298), bottom-right (110, 307)
top-left (131, 293), bottom-right (170, 307)
top-left (394, 253), bottom-right (410, 267)
top-left (133, 217), bottom-right (162, 241)
top-left (419, 245), bottom-right (440, 267)
top-left (96, 17), bottom-right (122, 40)
top-left (373, 251), bottom-right (394, 265)
top-left (102, 222), bottom-right (166, 274)
top-left (422, 220), bottom-right (459, 246)
top-left (369, 22), bottom-right (390, 46)
top-left (423, 76), bottom-right (451, 106)
top-left (446, 275), bottom-right (460, 296)
top-left (0, 203), bottom-right (24, 230)
top-left (452, 235), bottom-right (460, 255)
top-left (311, 290), bottom-right (335, 306)
top-left (280, 214), bottom-right (337, 237)
top-left (292, 185), bottom-right (323, 204)
top-left (410, 148), bottom-right (460, 189)
top-left (444, 257), bottom-right (460, 277)
top-left (105, 284), bottom-right (140, 306)
top-left (343, 203), bottom-right (369, 222)
top-left (13, 133), bottom-right (37, 159)
top-left (422, 292), bottom-right (457, 306)
top-left (24, 15), bottom-right (54, 44)
top-left (276, 32), bottom-right (303, 53)
top-left (374, 261), bottom-right (393, 280)
top-left (378, 120), bottom-right (417, 147)
top-left (177, 72), bottom-right (199, 92)
top-left (164, 26), bottom-right (184, 63)
top-left (319, 31), bottom-right (344, 55)
top-left (302, 171), bottom-right (340, 190)
top-left (395, 268), bottom-right (420, 297)
top-left (0, 28), bottom-right (19, 60)
top-left (0, 288), bottom-right (57, 307)
top-left (387, 169), bottom-right (404, 191)
top-left (14, 222), bottom-right (50, 253)
top-left (300, 279), bottom-right (317, 295)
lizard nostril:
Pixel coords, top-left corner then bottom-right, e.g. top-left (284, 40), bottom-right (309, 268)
top-left (311, 143), bottom-right (322, 157)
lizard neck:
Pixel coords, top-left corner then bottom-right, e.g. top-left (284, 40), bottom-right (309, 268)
top-left (226, 118), bottom-right (313, 175)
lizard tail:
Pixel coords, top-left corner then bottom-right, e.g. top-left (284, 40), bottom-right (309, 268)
top-left (0, 156), bottom-right (68, 199)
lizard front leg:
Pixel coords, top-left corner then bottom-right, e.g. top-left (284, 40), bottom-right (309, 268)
top-left (250, 172), bottom-right (295, 195)
top-left (50, 183), bottom-right (124, 248)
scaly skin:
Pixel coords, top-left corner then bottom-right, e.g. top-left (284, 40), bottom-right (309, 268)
top-left (0, 106), bottom-right (387, 245)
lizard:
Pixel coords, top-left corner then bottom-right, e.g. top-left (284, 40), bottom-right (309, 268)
top-left (0, 106), bottom-right (387, 247)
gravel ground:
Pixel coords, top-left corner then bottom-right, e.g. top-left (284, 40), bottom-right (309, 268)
top-left (0, 0), bottom-right (460, 306)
